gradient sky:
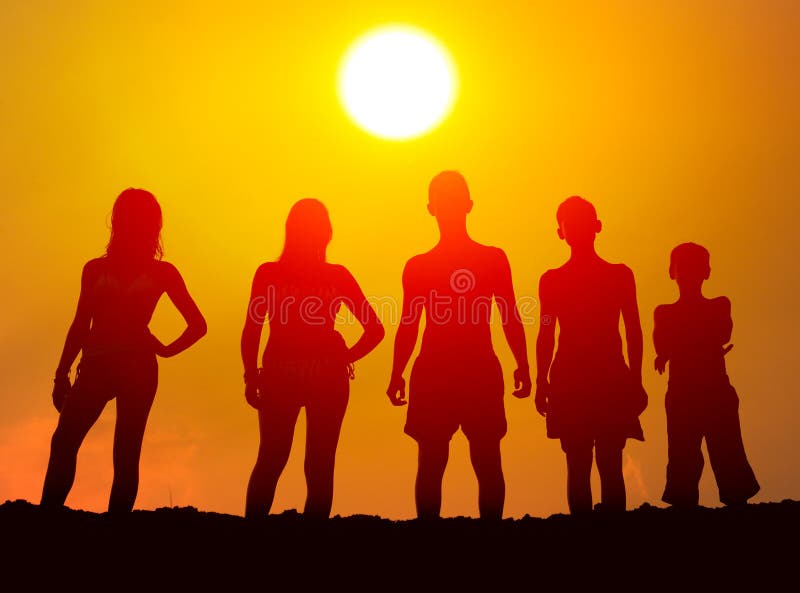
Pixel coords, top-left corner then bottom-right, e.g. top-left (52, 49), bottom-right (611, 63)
top-left (1, 0), bottom-right (798, 518)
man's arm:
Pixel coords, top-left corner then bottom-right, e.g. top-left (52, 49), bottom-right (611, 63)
top-left (535, 271), bottom-right (556, 416)
top-left (386, 260), bottom-right (422, 406)
top-left (494, 250), bottom-right (531, 398)
top-left (620, 266), bottom-right (643, 382)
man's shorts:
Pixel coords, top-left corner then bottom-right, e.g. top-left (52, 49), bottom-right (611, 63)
top-left (404, 353), bottom-right (506, 443)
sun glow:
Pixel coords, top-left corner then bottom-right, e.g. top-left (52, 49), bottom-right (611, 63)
top-left (339, 25), bottom-right (457, 140)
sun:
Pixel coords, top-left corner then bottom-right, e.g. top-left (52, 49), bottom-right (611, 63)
top-left (339, 25), bottom-right (457, 140)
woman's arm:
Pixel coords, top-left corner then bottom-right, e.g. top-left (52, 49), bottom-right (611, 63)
top-left (241, 265), bottom-right (268, 408)
top-left (338, 266), bottom-right (385, 364)
top-left (154, 263), bottom-right (207, 358)
top-left (52, 261), bottom-right (96, 410)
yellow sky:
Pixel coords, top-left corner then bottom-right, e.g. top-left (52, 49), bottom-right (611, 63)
top-left (1, 0), bottom-right (798, 517)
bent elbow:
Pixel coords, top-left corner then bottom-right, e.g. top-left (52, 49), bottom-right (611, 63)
top-left (195, 316), bottom-right (208, 339)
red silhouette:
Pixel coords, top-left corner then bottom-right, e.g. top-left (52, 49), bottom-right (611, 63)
top-left (535, 196), bottom-right (647, 514)
top-left (386, 171), bottom-right (531, 520)
top-left (242, 199), bottom-right (384, 519)
top-left (654, 242), bottom-right (759, 507)
top-left (41, 188), bottom-right (207, 512)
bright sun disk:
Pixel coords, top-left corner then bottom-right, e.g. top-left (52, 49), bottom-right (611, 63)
top-left (339, 25), bottom-right (457, 140)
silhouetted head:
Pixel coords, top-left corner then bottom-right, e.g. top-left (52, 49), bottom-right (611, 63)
top-left (427, 171), bottom-right (473, 221)
top-left (106, 188), bottom-right (163, 263)
top-left (669, 242), bottom-right (710, 288)
top-left (556, 196), bottom-right (601, 248)
top-left (280, 198), bottom-right (332, 264)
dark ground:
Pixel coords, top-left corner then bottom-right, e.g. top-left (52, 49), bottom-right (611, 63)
top-left (1, 499), bottom-right (797, 588)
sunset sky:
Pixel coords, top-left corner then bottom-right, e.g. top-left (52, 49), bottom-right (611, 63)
top-left (1, 0), bottom-right (798, 518)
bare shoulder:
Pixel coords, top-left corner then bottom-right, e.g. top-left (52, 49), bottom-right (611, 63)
top-left (155, 260), bottom-right (184, 288)
top-left (82, 257), bottom-right (105, 277)
top-left (710, 295), bottom-right (731, 312)
top-left (329, 262), bottom-right (357, 286)
top-left (539, 267), bottom-right (560, 290)
top-left (253, 261), bottom-right (278, 282)
top-left (654, 302), bottom-right (676, 320)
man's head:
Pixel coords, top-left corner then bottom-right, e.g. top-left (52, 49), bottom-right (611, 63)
top-left (556, 196), bottom-right (601, 247)
top-left (427, 171), bottom-right (473, 220)
top-left (669, 242), bottom-right (711, 285)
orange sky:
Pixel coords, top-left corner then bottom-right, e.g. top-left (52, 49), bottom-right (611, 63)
top-left (1, 0), bottom-right (798, 518)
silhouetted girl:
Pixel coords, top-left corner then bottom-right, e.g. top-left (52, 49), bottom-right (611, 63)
top-left (41, 188), bottom-right (207, 512)
top-left (241, 199), bottom-right (384, 519)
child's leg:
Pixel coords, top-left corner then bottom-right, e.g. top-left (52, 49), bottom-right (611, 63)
top-left (595, 437), bottom-right (626, 511)
top-left (561, 437), bottom-right (593, 514)
top-left (662, 402), bottom-right (704, 507)
top-left (706, 389), bottom-right (760, 505)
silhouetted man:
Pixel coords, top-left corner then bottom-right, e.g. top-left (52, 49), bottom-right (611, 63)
top-left (386, 171), bottom-right (531, 520)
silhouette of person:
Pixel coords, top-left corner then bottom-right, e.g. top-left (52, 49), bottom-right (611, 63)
top-left (242, 199), bottom-right (384, 519)
top-left (41, 188), bottom-right (207, 512)
top-left (654, 243), bottom-right (759, 507)
top-left (386, 171), bottom-right (532, 520)
top-left (535, 196), bottom-right (647, 514)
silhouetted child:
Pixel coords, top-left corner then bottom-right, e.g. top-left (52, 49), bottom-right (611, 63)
top-left (386, 171), bottom-right (531, 520)
top-left (654, 242), bottom-right (759, 507)
top-left (41, 189), bottom-right (207, 512)
top-left (242, 199), bottom-right (384, 519)
top-left (535, 196), bottom-right (647, 514)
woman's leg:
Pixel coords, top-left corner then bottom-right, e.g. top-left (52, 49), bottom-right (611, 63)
top-left (246, 396), bottom-right (301, 518)
top-left (41, 368), bottom-right (108, 508)
top-left (303, 386), bottom-right (348, 519)
top-left (109, 355), bottom-right (158, 513)
top-left (561, 437), bottom-right (593, 514)
top-left (596, 437), bottom-right (626, 511)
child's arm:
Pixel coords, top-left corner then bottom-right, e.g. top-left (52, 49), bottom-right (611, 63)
top-left (717, 296), bottom-right (733, 350)
top-left (653, 305), bottom-right (670, 374)
top-left (534, 271), bottom-right (556, 417)
top-left (620, 266), bottom-right (643, 384)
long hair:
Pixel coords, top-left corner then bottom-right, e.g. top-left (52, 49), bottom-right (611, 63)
top-left (279, 199), bottom-right (332, 264)
top-left (106, 188), bottom-right (164, 263)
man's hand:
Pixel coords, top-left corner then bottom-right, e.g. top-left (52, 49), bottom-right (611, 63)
top-left (534, 382), bottom-right (549, 417)
top-left (654, 355), bottom-right (668, 375)
top-left (52, 375), bottom-right (71, 412)
top-left (512, 367), bottom-right (532, 398)
top-left (386, 375), bottom-right (407, 406)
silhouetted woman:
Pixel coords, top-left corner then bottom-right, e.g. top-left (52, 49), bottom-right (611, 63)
top-left (242, 199), bottom-right (384, 519)
top-left (41, 188), bottom-right (207, 512)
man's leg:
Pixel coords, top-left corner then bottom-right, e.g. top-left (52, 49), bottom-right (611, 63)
top-left (468, 436), bottom-right (504, 520)
top-left (416, 439), bottom-right (450, 520)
